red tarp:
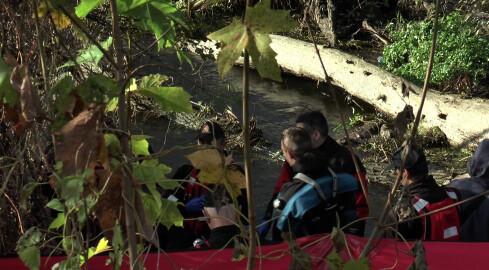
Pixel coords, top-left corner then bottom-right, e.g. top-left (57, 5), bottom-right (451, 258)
top-left (3, 234), bottom-right (487, 269)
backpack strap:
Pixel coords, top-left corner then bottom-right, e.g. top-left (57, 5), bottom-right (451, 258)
top-left (293, 173), bottom-right (327, 201)
top-left (327, 167), bottom-right (338, 199)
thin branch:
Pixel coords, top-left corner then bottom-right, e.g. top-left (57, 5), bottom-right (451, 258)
top-left (305, 20), bottom-right (372, 224)
top-left (128, 25), bottom-right (174, 67)
top-left (4, 193), bottom-right (25, 234)
top-left (56, 5), bottom-right (118, 69)
top-left (383, 188), bottom-right (489, 229)
top-left (360, 0), bottom-right (442, 257)
top-left (32, 0), bottom-right (50, 94)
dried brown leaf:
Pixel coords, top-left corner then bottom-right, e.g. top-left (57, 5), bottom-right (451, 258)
top-left (54, 105), bottom-right (105, 176)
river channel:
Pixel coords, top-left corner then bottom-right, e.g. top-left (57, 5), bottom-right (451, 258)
top-left (134, 51), bottom-right (389, 237)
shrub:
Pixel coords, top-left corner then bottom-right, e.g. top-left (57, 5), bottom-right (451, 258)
top-left (382, 13), bottom-right (489, 88)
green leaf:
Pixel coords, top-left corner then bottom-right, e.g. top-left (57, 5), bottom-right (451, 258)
top-left (326, 252), bottom-right (343, 270)
top-left (343, 257), bottom-right (370, 270)
top-left (48, 74), bottom-right (75, 111)
top-left (49, 213), bottom-right (66, 229)
top-left (46, 198), bottom-right (64, 212)
top-left (246, 0), bottom-right (298, 33)
top-left (77, 196), bottom-right (97, 224)
top-left (116, 0), bottom-right (148, 13)
top-left (60, 170), bottom-right (91, 209)
top-left (77, 74), bottom-right (120, 104)
top-left (110, 221), bottom-right (124, 270)
top-left (19, 246), bottom-right (40, 270)
top-left (131, 135), bottom-right (152, 157)
top-left (133, 160), bottom-right (176, 189)
top-left (0, 59), bottom-right (18, 107)
top-left (207, 19), bottom-right (248, 78)
top-left (207, 0), bottom-right (297, 81)
top-left (141, 192), bottom-right (183, 227)
top-left (75, 0), bottom-right (105, 18)
top-left (17, 227), bottom-right (42, 251)
top-left (246, 32), bottom-right (282, 82)
top-left (137, 87), bottom-right (192, 113)
top-left (20, 182), bottom-right (39, 211)
top-left (58, 37), bottom-right (113, 70)
top-left (139, 74), bottom-right (169, 89)
top-left (120, 1), bottom-right (187, 50)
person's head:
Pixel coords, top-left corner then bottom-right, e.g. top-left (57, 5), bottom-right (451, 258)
top-left (281, 127), bottom-right (312, 167)
top-left (387, 143), bottom-right (429, 185)
top-left (197, 121), bottom-right (226, 151)
top-left (295, 111), bottom-right (328, 148)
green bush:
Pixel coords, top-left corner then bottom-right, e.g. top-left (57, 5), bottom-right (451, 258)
top-left (383, 13), bottom-right (489, 86)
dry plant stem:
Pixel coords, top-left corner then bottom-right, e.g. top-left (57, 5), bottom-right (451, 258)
top-left (45, 4), bottom-right (86, 83)
top-left (360, 0), bottom-right (441, 258)
top-left (243, 1), bottom-right (257, 269)
top-left (4, 193), bottom-right (24, 234)
top-left (383, 188), bottom-right (489, 228)
top-left (108, 0), bottom-right (139, 269)
top-left (32, 0), bottom-right (50, 95)
top-left (57, 5), bottom-right (117, 69)
top-left (127, 25), bottom-right (173, 66)
top-left (305, 21), bottom-right (371, 219)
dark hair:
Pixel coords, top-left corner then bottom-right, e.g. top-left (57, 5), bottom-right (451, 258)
top-left (389, 144), bottom-right (429, 177)
top-left (282, 127), bottom-right (312, 159)
top-left (295, 111), bottom-right (329, 137)
top-left (197, 121), bottom-right (226, 145)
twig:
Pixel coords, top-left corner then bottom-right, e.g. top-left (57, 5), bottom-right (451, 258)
top-left (360, 0), bottom-right (442, 257)
top-left (361, 20), bottom-right (390, 45)
top-left (57, 5), bottom-right (118, 69)
top-left (32, 0), bottom-right (50, 95)
top-left (5, 193), bottom-right (25, 234)
top-left (305, 20), bottom-right (372, 226)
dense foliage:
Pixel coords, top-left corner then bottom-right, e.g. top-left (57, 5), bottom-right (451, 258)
top-left (383, 13), bottom-right (489, 89)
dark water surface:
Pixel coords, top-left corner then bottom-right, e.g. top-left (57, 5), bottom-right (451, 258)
top-left (135, 53), bottom-right (387, 237)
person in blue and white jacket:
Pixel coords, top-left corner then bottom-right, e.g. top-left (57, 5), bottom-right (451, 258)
top-left (272, 127), bottom-right (360, 240)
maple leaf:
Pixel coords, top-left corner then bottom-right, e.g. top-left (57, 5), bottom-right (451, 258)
top-left (207, 0), bottom-right (298, 81)
top-left (185, 149), bottom-right (246, 196)
top-left (207, 19), bottom-right (248, 79)
top-left (118, 0), bottom-right (188, 51)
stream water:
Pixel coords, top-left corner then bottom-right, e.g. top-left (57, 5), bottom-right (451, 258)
top-left (135, 51), bottom-right (388, 237)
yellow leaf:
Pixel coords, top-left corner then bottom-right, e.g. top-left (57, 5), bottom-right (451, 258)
top-left (94, 237), bottom-right (111, 254)
top-left (36, 2), bottom-right (71, 29)
top-left (185, 149), bottom-right (246, 195)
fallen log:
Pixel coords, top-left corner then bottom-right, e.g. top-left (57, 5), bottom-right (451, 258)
top-left (186, 35), bottom-right (489, 146)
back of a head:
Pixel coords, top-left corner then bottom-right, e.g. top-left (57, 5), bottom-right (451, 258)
top-left (468, 139), bottom-right (489, 179)
top-left (295, 111), bottom-right (329, 137)
top-left (197, 121), bottom-right (226, 145)
top-left (389, 143), bottom-right (429, 177)
top-left (282, 127), bottom-right (312, 159)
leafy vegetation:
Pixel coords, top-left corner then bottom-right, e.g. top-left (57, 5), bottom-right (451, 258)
top-left (383, 12), bottom-right (489, 93)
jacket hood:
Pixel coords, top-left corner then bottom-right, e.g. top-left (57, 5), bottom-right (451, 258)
top-left (468, 139), bottom-right (489, 179)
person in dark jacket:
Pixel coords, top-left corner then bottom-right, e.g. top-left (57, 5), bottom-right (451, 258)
top-left (386, 143), bottom-right (460, 241)
top-left (448, 139), bottom-right (489, 241)
top-left (159, 121), bottom-right (247, 250)
top-left (260, 111), bottom-right (368, 238)
top-left (272, 127), bottom-right (360, 239)
top-left (196, 184), bottom-right (244, 249)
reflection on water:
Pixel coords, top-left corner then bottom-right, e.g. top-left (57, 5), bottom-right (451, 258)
top-left (135, 54), bottom-right (388, 237)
